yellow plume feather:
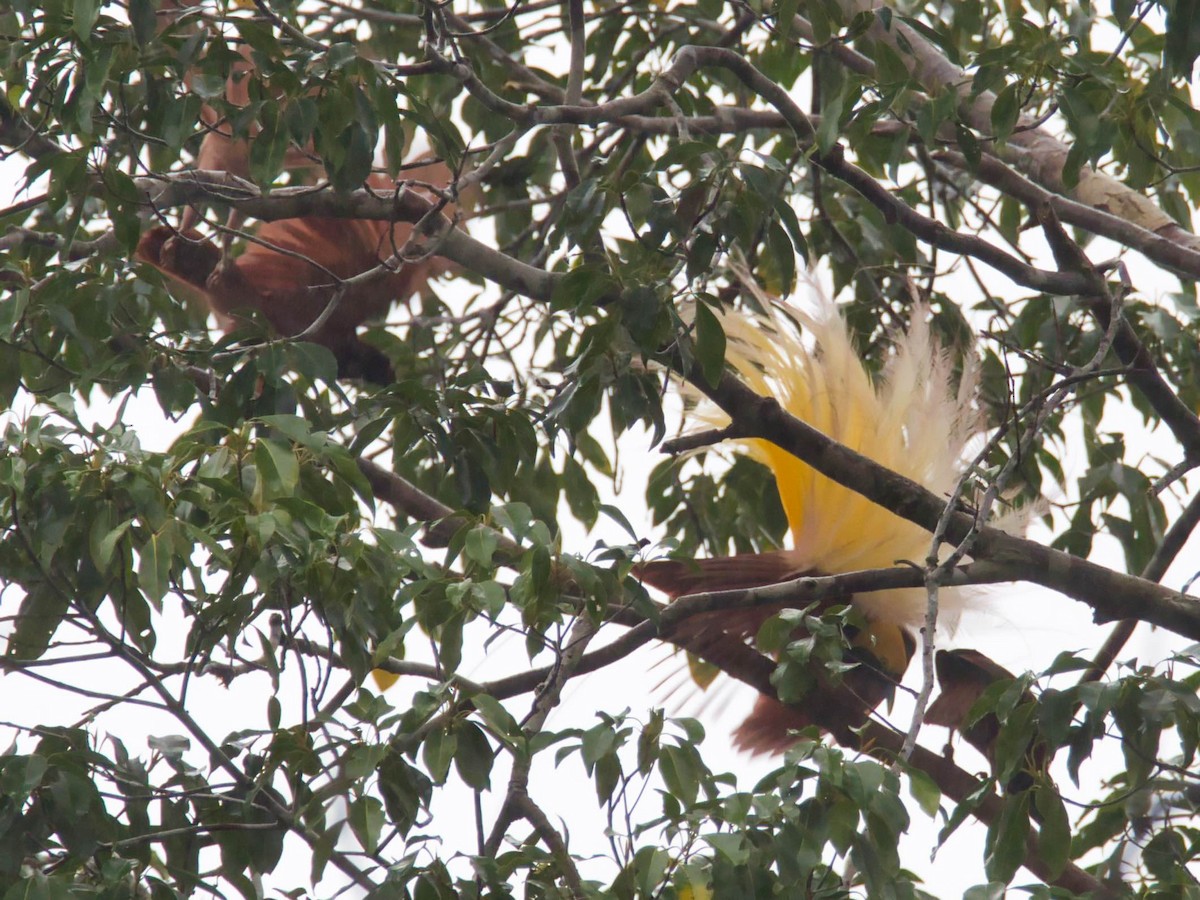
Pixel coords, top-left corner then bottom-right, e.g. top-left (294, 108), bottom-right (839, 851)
top-left (710, 291), bottom-right (980, 634)
top-left (638, 280), bottom-right (983, 752)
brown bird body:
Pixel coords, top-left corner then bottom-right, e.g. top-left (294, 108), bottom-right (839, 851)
top-left (144, 2), bottom-right (456, 383)
top-left (156, 2), bottom-right (319, 231)
top-left (637, 552), bottom-right (914, 751)
top-left (136, 165), bottom-right (459, 382)
top-left (191, 44), bottom-right (315, 179)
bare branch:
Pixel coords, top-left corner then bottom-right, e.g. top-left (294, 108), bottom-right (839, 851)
top-left (937, 150), bottom-right (1200, 281)
top-left (0, 94), bottom-right (66, 161)
top-left (483, 615), bottom-right (597, 896)
top-left (836, 0), bottom-right (1199, 253)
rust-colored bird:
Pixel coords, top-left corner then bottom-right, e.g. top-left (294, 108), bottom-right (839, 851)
top-left (139, 14), bottom-right (464, 382)
top-left (136, 164), bottom-right (459, 383)
top-left (155, 1), bottom-right (319, 239)
top-left (638, 288), bottom-right (982, 753)
top-left (142, 3), bottom-right (463, 383)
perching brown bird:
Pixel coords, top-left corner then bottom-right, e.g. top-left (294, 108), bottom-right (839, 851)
top-left (157, 0), bottom-right (319, 233)
top-left (136, 164), bottom-right (460, 383)
top-left (142, 4), bottom-right (463, 382)
top-left (638, 288), bottom-right (983, 752)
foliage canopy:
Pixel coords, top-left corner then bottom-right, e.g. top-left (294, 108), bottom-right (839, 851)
top-left (6, 0), bottom-right (1200, 896)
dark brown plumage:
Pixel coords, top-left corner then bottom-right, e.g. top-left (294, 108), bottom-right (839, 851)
top-left (925, 648), bottom-right (1044, 794)
top-left (637, 552), bottom-right (913, 753)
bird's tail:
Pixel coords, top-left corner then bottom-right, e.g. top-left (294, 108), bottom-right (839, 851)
top-left (638, 283), bottom-right (982, 751)
top-left (713, 285), bottom-right (981, 631)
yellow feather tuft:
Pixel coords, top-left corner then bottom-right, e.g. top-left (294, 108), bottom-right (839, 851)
top-left (694, 287), bottom-right (981, 635)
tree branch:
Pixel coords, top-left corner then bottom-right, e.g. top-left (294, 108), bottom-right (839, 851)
top-left (837, 0), bottom-right (1199, 253)
top-left (438, 44), bottom-right (1094, 294)
top-left (482, 615), bottom-right (597, 897)
top-left (937, 150), bottom-right (1200, 282)
top-left (1033, 204), bottom-right (1200, 460)
top-left (0, 94), bottom-right (67, 161)
top-left (119, 47), bottom-right (1093, 301)
top-left (1081, 488), bottom-right (1200, 684)
top-left (356, 458), bottom-right (528, 562)
top-left (132, 173), bottom-right (559, 302)
top-left (678, 360), bottom-right (1200, 642)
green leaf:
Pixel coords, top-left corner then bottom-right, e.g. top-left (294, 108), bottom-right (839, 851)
top-left (637, 709), bottom-right (663, 775)
top-left (693, 302), bottom-right (727, 390)
top-left (0, 754), bottom-right (49, 803)
top-left (773, 197), bottom-right (808, 261)
top-left (906, 766), bottom-right (942, 818)
top-left (580, 723), bottom-right (617, 771)
top-left (939, 779), bottom-right (995, 846)
top-left (138, 527), bottom-right (174, 605)
top-left (256, 415), bottom-right (322, 448)
top-left (453, 721), bottom-right (494, 790)
top-left (4, 872), bottom-right (74, 900)
top-left (814, 91), bottom-right (844, 154)
top-left (348, 415), bottom-right (391, 456)
top-left (775, 0), bottom-right (799, 37)
top-left (963, 884), bottom-right (1007, 900)
top-left (1036, 685), bottom-right (1075, 749)
top-left (465, 525), bottom-right (498, 568)
top-left (765, 219), bottom-right (796, 296)
top-left (472, 694), bottom-right (522, 740)
top-left (326, 42), bottom-right (359, 71)
top-left (73, 0), bottom-right (101, 39)
top-left (990, 83), bottom-right (1021, 147)
top-left (89, 517), bottom-right (130, 571)
top-left (594, 752), bottom-right (621, 804)
top-left (422, 725), bottom-right (457, 785)
top-left (1166, 0), bottom-right (1200, 78)
top-left (984, 792), bottom-right (1031, 884)
top-left (129, 0), bottom-right (158, 45)
top-left (956, 122), bottom-right (981, 169)
top-left (348, 795), bottom-right (384, 855)
top-left (991, 702), bottom-right (1036, 785)
top-left (6, 585), bottom-right (68, 663)
top-left (1034, 782), bottom-right (1070, 878)
top-left (438, 613), bottom-right (464, 673)
top-left (378, 753), bottom-right (433, 837)
top-left (808, 0), bottom-right (832, 42)
top-left (659, 745), bottom-right (699, 806)
top-left (705, 832), bottom-right (750, 866)
top-left (328, 123), bottom-right (375, 191)
top-left (756, 612), bottom-right (799, 655)
top-left (631, 846), bottom-right (671, 895)
top-left (254, 438), bottom-right (300, 500)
